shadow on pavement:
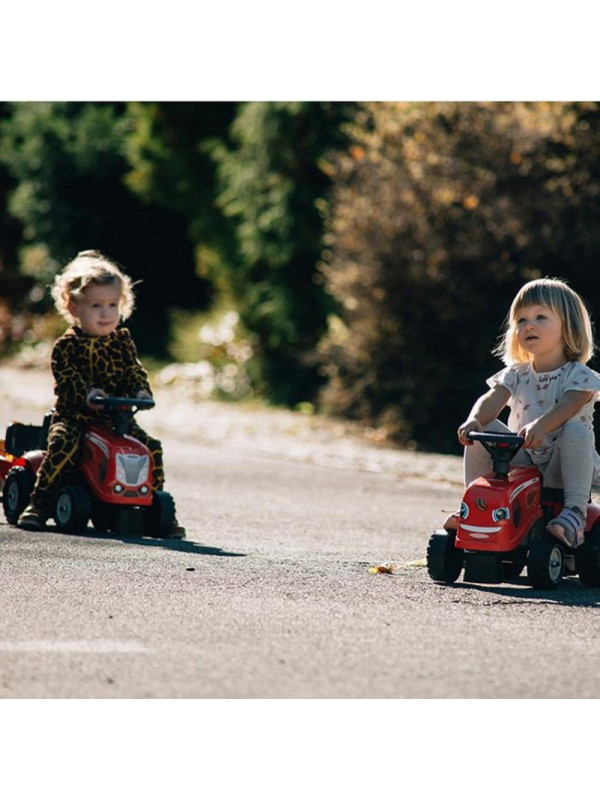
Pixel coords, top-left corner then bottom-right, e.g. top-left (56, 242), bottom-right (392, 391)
top-left (445, 577), bottom-right (600, 607)
top-left (41, 524), bottom-right (246, 558)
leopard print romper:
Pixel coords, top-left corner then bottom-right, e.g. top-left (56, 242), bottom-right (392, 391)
top-left (31, 326), bottom-right (164, 500)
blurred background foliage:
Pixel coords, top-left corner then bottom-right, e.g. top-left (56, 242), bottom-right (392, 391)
top-left (0, 101), bottom-right (599, 453)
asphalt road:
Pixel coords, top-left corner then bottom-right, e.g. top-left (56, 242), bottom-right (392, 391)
top-left (1, 366), bottom-right (600, 700)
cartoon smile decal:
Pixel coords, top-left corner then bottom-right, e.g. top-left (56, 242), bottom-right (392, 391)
top-left (459, 500), bottom-right (510, 537)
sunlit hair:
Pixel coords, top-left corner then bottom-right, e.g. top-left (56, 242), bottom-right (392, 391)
top-left (51, 250), bottom-right (136, 324)
top-left (494, 277), bottom-right (595, 365)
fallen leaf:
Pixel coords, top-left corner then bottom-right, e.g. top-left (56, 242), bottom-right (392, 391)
top-left (369, 563), bottom-right (398, 574)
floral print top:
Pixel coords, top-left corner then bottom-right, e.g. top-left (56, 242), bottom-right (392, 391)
top-left (487, 361), bottom-right (600, 475)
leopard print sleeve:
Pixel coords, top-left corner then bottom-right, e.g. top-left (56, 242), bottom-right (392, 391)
top-left (118, 328), bottom-right (152, 396)
top-left (51, 332), bottom-right (89, 412)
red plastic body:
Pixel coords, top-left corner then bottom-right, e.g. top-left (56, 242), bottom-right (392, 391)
top-left (79, 424), bottom-right (153, 506)
top-left (3, 425), bottom-right (154, 507)
top-left (0, 450), bottom-right (15, 485)
top-left (584, 502), bottom-right (600, 531)
top-left (0, 449), bottom-right (44, 482)
top-left (455, 466), bottom-right (542, 552)
top-left (455, 465), bottom-right (600, 553)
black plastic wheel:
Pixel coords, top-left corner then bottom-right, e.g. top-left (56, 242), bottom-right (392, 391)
top-left (527, 535), bottom-right (564, 589)
top-left (576, 524), bottom-right (600, 587)
top-left (426, 529), bottom-right (464, 583)
top-left (502, 561), bottom-right (525, 580)
top-left (144, 490), bottom-right (176, 538)
top-left (91, 502), bottom-right (116, 533)
top-left (54, 485), bottom-right (92, 533)
top-left (2, 466), bottom-right (35, 524)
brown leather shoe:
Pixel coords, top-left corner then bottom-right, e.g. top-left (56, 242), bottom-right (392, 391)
top-left (18, 504), bottom-right (49, 531)
top-left (163, 519), bottom-right (186, 539)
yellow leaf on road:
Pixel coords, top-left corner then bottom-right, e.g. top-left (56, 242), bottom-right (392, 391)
top-left (369, 563), bottom-right (398, 574)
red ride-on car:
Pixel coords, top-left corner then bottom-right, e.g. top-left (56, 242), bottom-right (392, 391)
top-left (1, 396), bottom-right (178, 538)
top-left (426, 431), bottom-right (600, 589)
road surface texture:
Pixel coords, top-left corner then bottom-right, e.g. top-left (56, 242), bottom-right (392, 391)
top-left (1, 363), bottom-right (599, 699)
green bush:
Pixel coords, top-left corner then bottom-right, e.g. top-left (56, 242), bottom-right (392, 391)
top-left (319, 102), bottom-right (600, 453)
top-left (209, 101), bottom-right (355, 404)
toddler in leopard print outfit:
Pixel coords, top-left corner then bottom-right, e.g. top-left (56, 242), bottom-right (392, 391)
top-left (18, 250), bottom-right (185, 537)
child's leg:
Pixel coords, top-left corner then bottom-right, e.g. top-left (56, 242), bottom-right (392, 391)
top-left (18, 418), bottom-right (82, 530)
top-left (34, 419), bottom-right (82, 493)
top-left (128, 422), bottom-right (164, 490)
top-left (542, 420), bottom-right (592, 547)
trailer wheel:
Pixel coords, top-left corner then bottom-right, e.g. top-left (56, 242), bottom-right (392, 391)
top-left (426, 529), bottom-right (464, 584)
top-left (2, 467), bottom-right (34, 524)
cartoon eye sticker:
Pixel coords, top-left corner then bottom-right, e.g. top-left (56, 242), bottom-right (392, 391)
top-left (492, 507), bottom-right (510, 522)
top-left (460, 501), bottom-right (469, 519)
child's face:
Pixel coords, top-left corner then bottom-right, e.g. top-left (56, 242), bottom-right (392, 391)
top-left (68, 283), bottom-right (121, 337)
top-left (515, 303), bottom-right (564, 367)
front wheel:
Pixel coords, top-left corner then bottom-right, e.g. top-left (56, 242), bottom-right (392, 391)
top-left (91, 502), bottom-right (116, 533)
top-left (426, 529), bottom-right (464, 584)
top-left (54, 485), bottom-right (91, 534)
top-left (502, 559), bottom-right (525, 580)
top-left (527, 535), bottom-right (564, 589)
top-left (144, 490), bottom-right (176, 538)
top-left (2, 466), bottom-right (35, 524)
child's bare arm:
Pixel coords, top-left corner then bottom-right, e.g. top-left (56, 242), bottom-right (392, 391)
top-left (458, 385), bottom-right (510, 445)
top-left (519, 390), bottom-right (594, 449)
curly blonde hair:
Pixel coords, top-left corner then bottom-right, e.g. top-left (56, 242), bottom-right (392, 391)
top-left (51, 250), bottom-right (136, 324)
top-left (494, 277), bottom-right (595, 365)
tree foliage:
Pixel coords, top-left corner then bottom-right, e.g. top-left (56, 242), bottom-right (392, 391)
top-left (209, 101), bottom-right (355, 403)
top-left (0, 102), bottom-right (208, 355)
top-left (319, 102), bottom-right (600, 452)
top-left (123, 102), bottom-right (237, 250)
top-left (3, 100), bottom-right (599, 454)
top-left (0, 104), bottom-right (29, 306)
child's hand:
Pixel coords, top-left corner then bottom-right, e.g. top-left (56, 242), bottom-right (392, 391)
top-left (86, 388), bottom-right (108, 409)
top-left (518, 419), bottom-right (546, 450)
top-left (457, 418), bottom-right (483, 446)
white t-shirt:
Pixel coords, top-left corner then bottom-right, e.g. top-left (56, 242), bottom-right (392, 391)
top-left (487, 361), bottom-right (600, 472)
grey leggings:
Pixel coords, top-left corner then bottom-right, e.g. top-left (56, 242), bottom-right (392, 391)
top-left (464, 419), bottom-right (594, 512)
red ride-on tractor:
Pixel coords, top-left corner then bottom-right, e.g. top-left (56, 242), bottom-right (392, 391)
top-left (426, 431), bottom-right (600, 590)
top-left (1, 396), bottom-right (178, 538)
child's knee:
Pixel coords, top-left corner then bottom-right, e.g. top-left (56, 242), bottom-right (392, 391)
top-left (559, 419), bottom-right (591, 444)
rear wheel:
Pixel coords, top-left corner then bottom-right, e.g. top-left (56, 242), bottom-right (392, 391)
top-left (576, 524), bottom-right (600, 587)
top-left (54, 485), bottom-right (91, 534)
top-left (527, 535), bottom-right (564, 589)
top-left (426, 530), bottom-right (464, 583)
top-left (2, 467), bottom-right (34, 524)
